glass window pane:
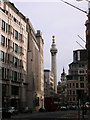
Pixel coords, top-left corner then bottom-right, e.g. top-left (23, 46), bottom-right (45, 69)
top-left (1, 20), bottom-right (5, 31)
top-left (14, 57), bottom-right (18, 67)
top-left (15, 30), bottom-right (18, 40)
top-left (14, 44), bottom-right (18, 53)
top-left (1, 35), bottom-right (5, 46)
top-left (14, 71), bottom-right (17, 81)
top-left (0, 51), bottom-right (4, 62)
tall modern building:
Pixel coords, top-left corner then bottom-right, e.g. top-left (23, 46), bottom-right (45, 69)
top-left (66, 49), bottom-right (88, 104)
top-left (50, 36), bottom-right (58, 93)
top-left (44, 70), bottom-right (54, 97)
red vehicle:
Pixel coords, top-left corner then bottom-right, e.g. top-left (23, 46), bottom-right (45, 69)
top-left (44, 97), bottom-right (61, 111)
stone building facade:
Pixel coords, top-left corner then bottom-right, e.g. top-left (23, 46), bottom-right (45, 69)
top-left (57, 68), bottom-right (67, 103)
top-left (0, 1), bottom-right (44, 111)
top-left (66, 49), bottom-right (88, 105)
top-left (0, 1), bottom-right (28, 109)
top-left (27, 19), bottom-right (44, 110)
top-left (44, 70), bottom-right (54, 97)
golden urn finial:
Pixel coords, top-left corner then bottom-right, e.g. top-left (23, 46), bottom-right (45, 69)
top-left (52, 36), bottom-right (55, 43)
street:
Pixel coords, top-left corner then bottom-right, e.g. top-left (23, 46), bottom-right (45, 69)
top-left (10, 110), bottom-right (79, 120)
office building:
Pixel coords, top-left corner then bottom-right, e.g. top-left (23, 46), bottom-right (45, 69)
top-left (44, 70), bottom-right (54, 97)
top-left (66, 49), bottom-right (88, 104)
top-left (0, 1), bottom-right (44, 111)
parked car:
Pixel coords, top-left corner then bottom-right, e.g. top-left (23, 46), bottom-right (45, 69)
top-left (60, 106), bottom-right (67, 111)
top-left (0, 108), bottom-right (11, 118)
top-left (21, 107), bottom-right (32, 113)
top-left (8, 107), bottom-right (18, 115)
top-left (69, 105), bottom-right (77, 110)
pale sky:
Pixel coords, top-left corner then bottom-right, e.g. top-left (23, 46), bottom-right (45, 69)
top-left (10, 0), bottom-right (88, 83)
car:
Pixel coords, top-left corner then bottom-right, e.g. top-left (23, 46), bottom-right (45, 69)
top-left (60, 106), bottom-right (67, 111)
top-left (0, 108), bottom-right (11, 118)
top-left (69, 105), bottom-right (77, 110)
top-left (8, 107), bottom-right (18, 115)
top-left (21, 107), bottom-right (32, 113)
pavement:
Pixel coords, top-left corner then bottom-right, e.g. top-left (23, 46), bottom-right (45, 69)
top-left (1, 110), bottom-right (90, 120)
top-left (79, 110), bottom-right (90, 120)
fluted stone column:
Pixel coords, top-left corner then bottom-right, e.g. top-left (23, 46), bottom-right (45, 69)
top-left (50, 36), bottom-right (58, 93)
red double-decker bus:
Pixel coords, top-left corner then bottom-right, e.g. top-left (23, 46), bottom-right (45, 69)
top-left (44, 97), bottom-right (61, 111)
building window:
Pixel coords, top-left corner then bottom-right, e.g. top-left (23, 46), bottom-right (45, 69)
top-left (70, 83), bottom-right (71, 88)
top-left (80, 83), bottom-right (84, 88)
top-left (14, 43), bottom-right (18, 53)
top-left (1, 35), bottom-right (5, 46)
top-left (2, 84), bottom-right (6, 96)
top-left (14, 57), bottom-right (18, 67)
top-left (74, 76), bottom-right (78, 80)
top-left (0, 51), bottom-right (4, 62)
top-left (76, 83), bottom-right (78, 88)
top-left (20, 60), bottom-right (23, 68)
top-left (15, 30), bottom-right (18, 40)
top-left (79, 64), bottom-right (85, 68)
top-left (12, 86), bottom-right (19, 95)
top-left (1, 20), bottom-right (5, 31)
top-left (6, 53), bottom-right (9, 63)
top-left (73, 97), bottom-right (75, 101)
top-left (74, 52), bottom-right (77, 62)
top-left (73, 83), bottom-right (75, 87)
top-left (7, 69), bottom-right (9, 79)
top-left (70, 90), bottom-right (72, 95)
top-left (0, 66), bottom-right (4, 79)
top-left (73, 90), bottom-right (75, 95)
top-left (80, 76), bottom-right (84, 81)
top-left (14, 17), bottom-right (16, 22)
top-left (70, 98), bottom-right (72, 101)
top-left (79, 70), bottom-right (84, 74)
top-left (14, 71), bottom-right (17, 81)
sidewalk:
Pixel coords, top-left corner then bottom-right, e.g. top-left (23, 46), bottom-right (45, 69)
top-left (80, 110), bottom-right (90, 120)
top-left (87, 110), bottom-right (90, 120)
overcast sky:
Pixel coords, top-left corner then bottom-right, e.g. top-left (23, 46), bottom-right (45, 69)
top-left (10, 0), bottom-right (88, 83)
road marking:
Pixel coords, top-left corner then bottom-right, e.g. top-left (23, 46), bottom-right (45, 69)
top-left (58, 112), bottom-right (79, 120)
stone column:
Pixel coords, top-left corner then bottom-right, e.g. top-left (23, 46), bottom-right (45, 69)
top-left (50, 36), bottom-right (58, 93)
